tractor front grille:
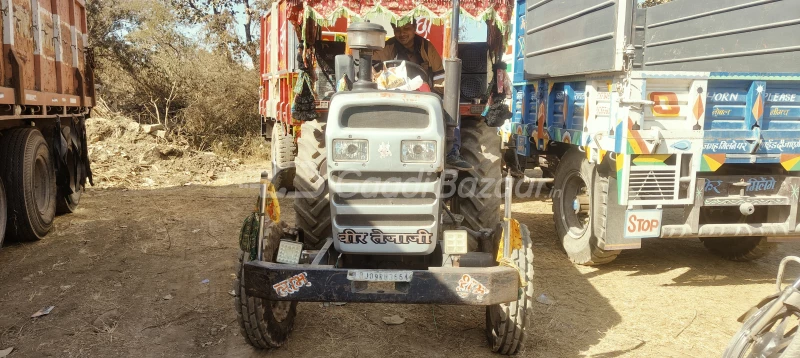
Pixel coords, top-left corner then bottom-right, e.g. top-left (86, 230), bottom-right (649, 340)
top-left (329, 171), bottom-right (441, 255)
top-left (341, 106), bottom-right (429, 129)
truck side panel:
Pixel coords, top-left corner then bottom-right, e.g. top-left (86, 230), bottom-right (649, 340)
top-left (643, 0), bottom-right (800, 72)
top-left (523, 0), bottom-right (634, 78)
top-left (0, 0), bottom-right (92, 111)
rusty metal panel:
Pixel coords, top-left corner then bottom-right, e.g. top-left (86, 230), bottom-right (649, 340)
top-left (0, 0), bottom-right (91, 109)
top-left (36, 0), bottom-right (57, 93)
top-left (73, 0), bottom-right (88, 100)
top-left (57, 0), bottom-right (75, 96)
top-left (12, 0), bottom-right (37, 93)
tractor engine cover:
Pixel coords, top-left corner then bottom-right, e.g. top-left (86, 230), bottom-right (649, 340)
top-left (325, 91), bottom-right (446, 255)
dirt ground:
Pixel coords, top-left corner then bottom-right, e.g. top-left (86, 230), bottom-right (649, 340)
top-left (1, 118), bottom-right (800, 357)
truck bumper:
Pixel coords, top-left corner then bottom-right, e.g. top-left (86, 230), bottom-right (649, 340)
top-left (603, 177), bottom-right (800, 250)
top-left (242, 261), bottom-right (520, 305)
top-left (661, 177), bottom-right (800, 239)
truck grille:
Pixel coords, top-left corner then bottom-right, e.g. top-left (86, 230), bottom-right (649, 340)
top-left (628, 168), bottom-right (677, 201)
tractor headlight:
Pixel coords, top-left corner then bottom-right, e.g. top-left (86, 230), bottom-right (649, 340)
top-left (333, 139), bottom-right (369, 162)
top-left (401, 140), bottom-right (436, 163)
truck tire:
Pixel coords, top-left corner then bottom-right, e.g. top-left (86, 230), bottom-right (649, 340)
top-left (486, 222), bottom-right (534, 355)
top-left (271, 123), bottom-right (296, 191)
top-left (56, 147), bottom-right (83, 214)
top-left (0, 180), bottom-right (6, 248)
top-left (453, 118), bottom-right (503, 233)
top-left (57, 187), bottom-right (82, 214)
top-left (552, 148), bottom-right (619, 265)
top-left (0, 128), bottom-right (57, 241)
top-left (293, 120), bottom-right (331, 249)
top-left (234, 221), bottom-right (297, 349)
top-left (701, 237), bottom-right (774, 262)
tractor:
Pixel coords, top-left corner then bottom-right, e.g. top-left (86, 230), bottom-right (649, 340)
top-left (236, 0), bottom-right (533, 354)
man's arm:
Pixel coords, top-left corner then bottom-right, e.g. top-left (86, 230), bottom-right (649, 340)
top-left (424, 41), bottom-right (446, 95)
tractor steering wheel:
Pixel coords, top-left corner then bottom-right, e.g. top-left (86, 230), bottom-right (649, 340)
top-left (382, 60), bottom-right (431, 88)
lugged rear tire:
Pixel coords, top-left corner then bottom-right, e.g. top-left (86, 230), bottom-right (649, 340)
top-left (453, 118), bottom-right (503, 233)
top-left (701, 237), bottom-right (774, 262)
top-left (552, 148), bottom-right (619, 265)
top-left (271, 123), bottom-right (297, 191)
top-left (234, 220), bottom-right (298, 349)
top-left (293, 120), bottom-right (331, 249)
top-left (486, 222), bottom-right (534, 355)
top-left (0, 128), bottom-right (57, 241)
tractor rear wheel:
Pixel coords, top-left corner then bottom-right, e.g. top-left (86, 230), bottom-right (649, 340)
top-left (0, 128), bottom-right (57, 241)
top-left (234, 220), bottom-right (298, 349)
top-left (453, 118), bottom-right (503, 233)
top-left (552, 148), bottom-right (619, 265)
top-left (271, 123), bottom-right (297, 191)
top-left (293, 120), bottom-right (331, 249)
top-left (486, 222), bottom-right (534, 355)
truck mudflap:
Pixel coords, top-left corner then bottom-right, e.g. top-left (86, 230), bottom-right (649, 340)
top-left (242, 261), bottom-right (521, 305)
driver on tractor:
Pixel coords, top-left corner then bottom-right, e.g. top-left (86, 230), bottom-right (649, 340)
top-left (373, 20), bottom-right (473, 171)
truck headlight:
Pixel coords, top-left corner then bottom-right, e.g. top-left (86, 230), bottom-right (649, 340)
top-left (401, 140), bottom-right (436, 163)
top-left (333, 139), bottom-right (369, 162)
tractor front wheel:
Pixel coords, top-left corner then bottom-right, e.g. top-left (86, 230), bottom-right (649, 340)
top-left (234, 220), bottom-right (297, 349)
top-left (486, 222), bottom-right (534, 355)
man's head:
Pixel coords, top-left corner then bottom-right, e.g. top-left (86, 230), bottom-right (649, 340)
top-left (392, 20), bottom-right (417, 48)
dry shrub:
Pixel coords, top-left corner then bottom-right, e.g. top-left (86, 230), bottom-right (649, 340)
top-left (90, 0), bottom-right (263, 156)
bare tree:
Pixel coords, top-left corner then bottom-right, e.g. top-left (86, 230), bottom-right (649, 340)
top-left (171, 0), bottom-right (270, 64)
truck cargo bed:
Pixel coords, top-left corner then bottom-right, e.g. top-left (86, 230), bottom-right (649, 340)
top-left (523, 0), bottom-right (800, 80)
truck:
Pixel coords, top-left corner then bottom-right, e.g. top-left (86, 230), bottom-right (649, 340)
top-left (0, 0), bottom-right (94, 249)
top-left (237, 0), bottom-right (533, 355)
top-left (506, 0), bottom-right (800, 265)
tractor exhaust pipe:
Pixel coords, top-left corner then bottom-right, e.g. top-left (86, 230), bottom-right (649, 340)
top-left (443, 0), bottom-right (461, 128)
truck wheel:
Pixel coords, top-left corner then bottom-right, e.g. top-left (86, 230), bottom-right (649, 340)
top-left (56, 144), bottom-right (84, 214)
top-left (234, 221), bottom-right (297, 349)
top-left (57, 187), bottom-right (82, 214)
top-left (0, 180), bottom-right (6, 248)
top-left (293, 120), bottom-right (331, 249)
top-left (0, 128), bottom-right (57, 241)
top-left (701, 237), bottom-right (774, 262)
top-left (271, 123), bottom-right (296, 191)
top-left (486, 222), bottom-right (534, 355)
top-left (453, 118), bottom-right (502, 233)
top-left (553, 148), bottom-right (619, 265)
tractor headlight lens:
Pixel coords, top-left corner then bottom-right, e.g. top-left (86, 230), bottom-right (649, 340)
top-left (401, 140), bottom-right (436, 163)
top-left (333, 139), bottom-right (369, 162)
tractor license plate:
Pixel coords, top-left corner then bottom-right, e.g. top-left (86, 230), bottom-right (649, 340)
top-left (347, 270), bottom-right (413, 282)
top-left (624, 209), bottom-right (662, 239)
